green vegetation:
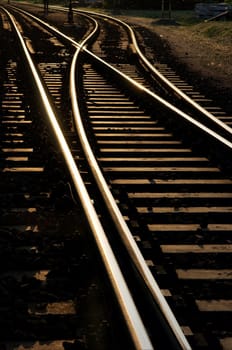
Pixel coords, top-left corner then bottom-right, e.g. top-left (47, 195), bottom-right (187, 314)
top-left (112, 9), bottom-right (200, 23)
top-left (191, 21), bottom-right (232, 44)
top-left (103, 8), bottom-right (232, 45)
top-left (197, 22), bottom-right (232, 36)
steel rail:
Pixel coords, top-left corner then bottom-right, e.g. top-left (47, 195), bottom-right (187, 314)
top-left (84, 48), bottom-right (232, 151)
top-left (2, 7), bottom-right (154, 350)
top-left (38, 5), bottom-right (193, 348)
top-left (9, 6), bottom-right (232, 349)
top-left (9, 5), bottom-right (192, 349)
top-left (70, 43), bottom-right (192, 350)
top-left (13, 5), bottom-right (232, 150)
top-left (75, 8), bottom-right (232, 138)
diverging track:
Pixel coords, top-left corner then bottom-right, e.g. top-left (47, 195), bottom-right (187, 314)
top-left (1, 4), bottom-right (232, 350)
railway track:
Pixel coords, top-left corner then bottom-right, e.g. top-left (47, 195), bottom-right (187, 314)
top-left (131, 24), bottom-right (232, 123)
top-left (0, 6), bottom-right (151, 350)
top-left (75, 8), bottom-right (232, 143)
top-left (1, 4), bottom-right (232, 350)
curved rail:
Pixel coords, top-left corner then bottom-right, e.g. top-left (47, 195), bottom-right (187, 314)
top-left (2, 6), bottom-right (154, 350)
top-left (8, 5), bottom-right (192, 349)
top-left (8, 5), bottom-right (232, 349)
top-left (70, 42), bottom-right (192, 350)
top-left (66, 9), bottom-right (192, 350)
top-left (85, 47), bottom-right (232, 151)
top-left (77, 10), bottom-right (232, 136)
top-left (75, 8), bottom-right (232, 139)
top-left (12, 5), bottom-right (232, 151)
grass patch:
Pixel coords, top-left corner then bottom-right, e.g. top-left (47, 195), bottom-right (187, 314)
top-left (101, 9), bottom-right (200, 24)
top-left (195, 21), bottom-right (232, 36)
top-left (109, 9), bottom-right (232, 44)
top-left (190, 22), bottom-right (232, 45)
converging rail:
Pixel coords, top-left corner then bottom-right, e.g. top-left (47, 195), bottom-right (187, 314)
top-left (0, 6), bottom-right (153, 350)
top-left (73, 8), bottom-right (232, 142)
top-left (1, 4), bottom-right (232, 350)
top-left (3, 4), bottom-right (191, 349)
